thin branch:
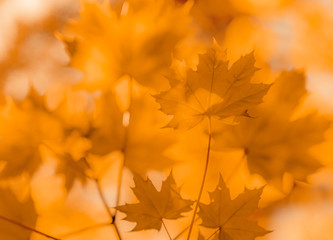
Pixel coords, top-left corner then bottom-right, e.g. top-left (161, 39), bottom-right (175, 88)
top-left (112, 223), bottom-right (122, 240)
top-left (43, 97), bottom-right (123, 239)
top-left (0, 215), bottom-right (60, 240)
top-left (162, 219), bottom-right (173, 240)
top-left (84, 163), bottom-right (122, 239)
top-left (173, 217), bottom-right (199, 240)
top-left (59, 222), bottom-right (110, 238)
top-left (225, 152), bottom-right (247, 184)
top-left (114, 77), bottom-right (134, 220)
top-left (95, 178), bottom-right (113, 220)
top-left (187, 117), bottom-right (213, 240)
top-left (207, 228), bottom-right (220, 240)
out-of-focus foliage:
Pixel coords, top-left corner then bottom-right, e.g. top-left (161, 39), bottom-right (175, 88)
top-left (62, 0), bottom-right (192, 90)
top-left (214, 71), bottom-right (330, 187)
top-left (0, 0), bottom-right (333, 240)
top-left (0, 188), bottom-right (37, 240)
top-left (0, 91), bottom-right (62, 179)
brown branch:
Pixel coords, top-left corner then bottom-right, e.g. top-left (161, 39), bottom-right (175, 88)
top-left (0, 215), bottom-right (60, 240)
top-left (93, 177), bottom-right (122, 239)
top-left (162, 220), bottom-right (172, 240)
top-left (207, 228), bottom-right (220, 240)
top-left (94, 178), bottom-right (113, 220)
top-left (114, 77), bottom-right (134, 221)
top-left (173, 217), bottom-right (199, 240)
top-left (187, 118), bottom-right (212, 240)
top-left (225, 152), bottom-right (247, 184)
top-left (58, 222), bottom-right (110, 238)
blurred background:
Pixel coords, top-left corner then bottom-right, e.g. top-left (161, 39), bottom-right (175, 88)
top-left (1, 0), bottom-right (333, 240)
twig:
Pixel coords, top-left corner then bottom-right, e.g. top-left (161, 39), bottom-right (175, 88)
top-left (187, 118), bottom-right (212, 240)
top-left (46, 143), bottom-right (122, 239)
top-left (0, 215), bottom-right (60, 240)
top-left (162, 220), bottom-right (172, 240)
top-left (114, 77), bottom-right (134, 220)
top-left (95, 178), bottom-right (113, 220)
top-left (173, 217), bottom-right (199, 240)
top-left (112, 223), bottom-right (122, 240)
top-left (59, 222), bottom-right (110, 238)
top-left (207, 228), bottom-right (220, 240)
top-left (225, 152), bottom-right (247, 184)
top-left (93, 177), bottom-right (122, 239)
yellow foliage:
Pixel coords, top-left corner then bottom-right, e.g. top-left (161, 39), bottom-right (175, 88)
top-left (0, 0), bottom-right (332, 240)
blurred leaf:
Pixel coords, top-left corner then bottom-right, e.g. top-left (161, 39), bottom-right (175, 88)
top-left (55, 155), bottom-right (90, 192)
top-left (91, 93), bottom-right (175, 174)
top-left (0, 90), bottom-right (62, 178)
top-left (52, 91), bottom-right (175, 190)
top-left (0, 188), bottom-right (37, 240)
top-left (191, 0), bottom-right (244, 40)
top-left (214, 71), bottom-right (331, 186)
top-left (63, 0), bottom-right (191, 90)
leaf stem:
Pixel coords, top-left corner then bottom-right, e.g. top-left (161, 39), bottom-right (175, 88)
top-left (187, 117), bottom-right (212, 240)
top-left (43, 132), bottom-right (121, 239)
top-left (173, 217), bottom-right (199, 240)
top-left (225, 152), bottom-right (247, 184)
top-left (80, 156), bottom-right (122, 240)
top-left (114, 77), bottom-right (134, 219)
top-left (95, 178), bottom-right (113, 220)
top-left (162, 219), bottom-right (173, 240)
top-left (93, 178), bottom-right (122, 239)
top-left (0, 215), bottom-right (60, 240)
top-left (207, 228), bottom-right (220, 240)
top-left (112, 223), bottom-right (122, 240)
top-left (58, 222), bottom-right (110, 238)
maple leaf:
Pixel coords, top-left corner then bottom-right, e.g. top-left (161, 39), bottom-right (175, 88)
top-left (0, 91), bottom-right (62, 178)
top-left (155, 44), bottom-right (271, 129)
top-left (44, 130), bottom-right (91, 192)
top-left (190, 0), bottom-right (244, 40)
top-left (0, 89), bottom-right (92, 191)
top-left (117, 172), bottom-right (193, 231)
top-left (62, 0), bottom-right (191, 90)
top-left (123, 96), bottom-right (176, 173)
top-left (198, 175), bottom-right (269, 240)
top-left (0, 188), bottom-right (38, 240)
top-left (90, 93), bottom-right (175, 174)
top-left (213, 71), bottom-right (331, 185)
top-left (89, 91), bottom-right (125, 155)
top-left (0, 103), bottom-right (41, 178)
top-left (34, 90), bottom-right (95, 192)
top-left (49, 91), bottom-right (175, 191)
top-left (0, 7), bottom-right (79, 108)
top-left (55, 154), bottom-right (90, 191)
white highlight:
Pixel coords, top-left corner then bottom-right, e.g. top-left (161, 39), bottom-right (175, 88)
top-left (122, 111), bottom-right (130, 127)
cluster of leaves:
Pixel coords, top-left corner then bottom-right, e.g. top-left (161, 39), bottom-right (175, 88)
top-left (0, 0), bottom-right (331, 240)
